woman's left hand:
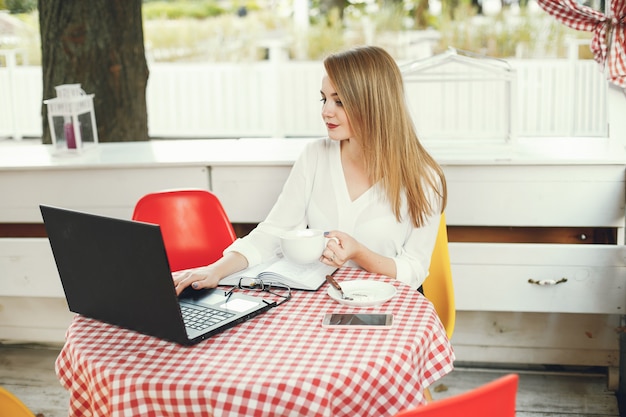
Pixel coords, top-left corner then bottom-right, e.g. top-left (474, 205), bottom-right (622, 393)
top-left (321, 230), bottom-right (361, 267)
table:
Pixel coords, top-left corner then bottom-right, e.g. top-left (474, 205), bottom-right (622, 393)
top-left (55, 267), bottom-right (455, 417)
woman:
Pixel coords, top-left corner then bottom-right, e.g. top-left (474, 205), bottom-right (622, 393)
top-left (174, 45), bottom-right (447, 294)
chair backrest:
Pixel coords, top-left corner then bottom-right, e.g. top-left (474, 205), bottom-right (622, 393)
top-left (421, 213), bottom-right (455, 339)
top-left (0, 387), bottom-right (36, 417)
top-left (132, 189), bottom-right (237, 272)
top-left (393, 374), bottom-right (519, 417)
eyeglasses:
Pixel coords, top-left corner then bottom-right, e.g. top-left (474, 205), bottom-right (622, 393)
top-left (225, 277), bottom-right (292, 306)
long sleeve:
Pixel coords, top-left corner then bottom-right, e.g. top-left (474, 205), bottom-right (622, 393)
top-left (223, 139), bottom-right (324, 266)
top-left (224, 138), bottom-right (442, 289)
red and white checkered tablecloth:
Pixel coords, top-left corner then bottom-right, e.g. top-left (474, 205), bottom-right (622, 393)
top-left (55, 267), bottom-right (455, 417)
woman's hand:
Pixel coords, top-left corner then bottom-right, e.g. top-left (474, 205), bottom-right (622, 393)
top-left (172, 266), bottom-right (221, 295)
top-left (322, 230), bottom-right (397, 278)
top-left (321, 230), bottom-right (361, 267)
top-left (172, 251), bottom-right (249, 295)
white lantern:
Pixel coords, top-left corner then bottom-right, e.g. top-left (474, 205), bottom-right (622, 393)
top-left (44, 84), bottom-right (99, 153)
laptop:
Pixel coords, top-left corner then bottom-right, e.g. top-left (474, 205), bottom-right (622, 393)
top-left (40, 205), bottom-right (276, 346)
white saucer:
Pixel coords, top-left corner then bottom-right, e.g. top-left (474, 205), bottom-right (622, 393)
top-left (327, 280), bottom-right (397, 307)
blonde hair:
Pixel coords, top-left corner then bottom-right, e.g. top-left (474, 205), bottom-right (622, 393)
top-left (323, 45), bottom-right (447, 227)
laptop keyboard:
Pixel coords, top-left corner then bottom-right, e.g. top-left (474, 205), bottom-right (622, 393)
top-left (180, 303), bottom-right (235, 331)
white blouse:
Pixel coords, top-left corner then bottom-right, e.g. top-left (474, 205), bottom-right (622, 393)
top-left (224, 138), bottom-right (442, 290)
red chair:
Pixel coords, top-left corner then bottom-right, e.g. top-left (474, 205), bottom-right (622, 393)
top-left (393, 374), bottom-right (519, 417)
top-left (132, 189), bottom-right (237, 272)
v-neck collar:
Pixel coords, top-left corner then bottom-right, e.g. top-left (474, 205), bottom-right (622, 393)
top-left (330, 140), bottom-right (376, 205)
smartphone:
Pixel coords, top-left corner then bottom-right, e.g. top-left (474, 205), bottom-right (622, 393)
top-left (321, 313), bottom-right (393, 329)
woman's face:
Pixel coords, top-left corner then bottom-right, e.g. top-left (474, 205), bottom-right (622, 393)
top-left (320, 75), bottom-right (353, 142)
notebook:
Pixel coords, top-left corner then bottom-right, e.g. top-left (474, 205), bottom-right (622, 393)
top-left (220, 257), bottom-right (336, 290)
top-left (40, 205), bottom-right (276, 346)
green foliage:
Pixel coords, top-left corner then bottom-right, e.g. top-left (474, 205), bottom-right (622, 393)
top-left (143, 10), bottom-right (284, 61)
top-left (5, 0), bottom-right (36, 14)
top-left (373, 4), bottom-right (407, 32)
top-left (434, 6), bottom-right (591, 58)
top-left (142, 0), bottom-right (226, 19)
top-left (301, 8), bottom-right (347, 60)
top-left (4, 0), bottom-right (595, 63)
top-left (0, 10), bottom-right (40, 65)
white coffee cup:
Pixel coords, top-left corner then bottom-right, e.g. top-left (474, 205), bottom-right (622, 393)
top-left (280, 229), bottom-right (334, 264)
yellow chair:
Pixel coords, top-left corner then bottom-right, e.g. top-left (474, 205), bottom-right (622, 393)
top-left (0, 386), bottom-right (36, 417)
top-left (422, 213), bottom-right (455, 340)
top-left (421, 213), bottom-right (455, 403)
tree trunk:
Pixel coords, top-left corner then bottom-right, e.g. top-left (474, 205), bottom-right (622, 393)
top-left (38, 0), bottom-right (149, 143)
top-left (413, 0), bottom-right (430, 29)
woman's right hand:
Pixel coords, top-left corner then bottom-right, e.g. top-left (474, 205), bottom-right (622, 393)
top-left (172, 251), bottom-right (249, 295)
top-left (172, 266), bottom-right (222, 295)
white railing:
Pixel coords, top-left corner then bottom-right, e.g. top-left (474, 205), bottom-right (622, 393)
top-left (0, 58), bottom-right (608, 141)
